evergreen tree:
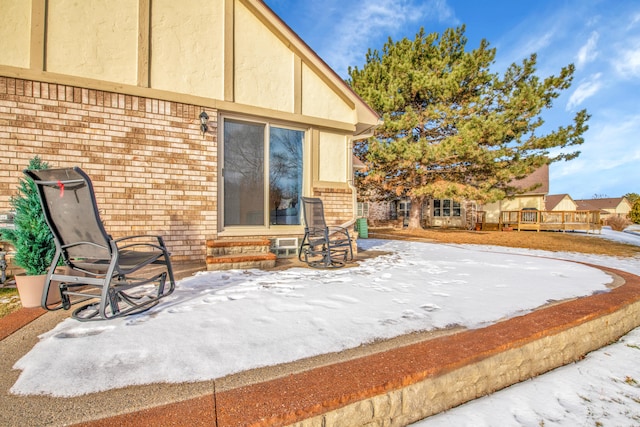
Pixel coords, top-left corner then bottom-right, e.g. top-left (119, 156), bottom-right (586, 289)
top-left (348, 26), bottom-right (589, 229)
top-left (1, 156), bottom-right (56, 275)
top-left (624, 192), bottom-right (639, 205)
top-left (630, 199), bottom-right (640, 224)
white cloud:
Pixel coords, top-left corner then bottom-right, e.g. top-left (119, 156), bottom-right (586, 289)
top-left (628, 12), bottom-right (640, 29)
top-left (613, 41), bottom-right (640, 79)
top-left (576, 31), bottom-right (599, 68)
top-left (566, 73), bottom-right (602, 110)
top-left (320, 0), bottom-right (458, 77)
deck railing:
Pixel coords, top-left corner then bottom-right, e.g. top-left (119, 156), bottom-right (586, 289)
top-left (499, 210), bottom-right (601, 233)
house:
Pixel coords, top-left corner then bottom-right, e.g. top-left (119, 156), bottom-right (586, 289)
top-left (363, 165), bottom-right (550, 229)
top-left (0, 0), bottom-right (379, 263)
top-left (480, 164), bottom-right (549, 225)
top-left (575, 197), bottom-right (632, 223)
top-left (545, 194), bottom-right (578, 211)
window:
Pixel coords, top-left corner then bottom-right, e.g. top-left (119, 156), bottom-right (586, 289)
top-left (223, 118), bottom-right (303, 227)
top-left (433, 199), bottom-right (461, 217)
top-left (398, 200), bottom-right (411, 217)
top-left (357, 202), bottom-right (369, 218)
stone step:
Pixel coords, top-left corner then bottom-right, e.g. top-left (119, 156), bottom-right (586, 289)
top-left (206, 239), bottom-right (272, 256)
top-left (205, 239), bottom-right (276, 271)
top-left (206, 253), bottom-right (277, 271)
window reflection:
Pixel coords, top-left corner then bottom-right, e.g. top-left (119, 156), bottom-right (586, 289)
top-left (224, 120), bottom-right (265, 226)
top-left (269, 127), bottom-right (303, 225)
top-left (223, 119), bottom-right (303, 227)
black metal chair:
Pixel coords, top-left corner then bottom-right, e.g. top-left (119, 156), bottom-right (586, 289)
top-left (25, 167), bottom-right (175, 321)
top-left (298, 196), bottom-right (353, 268)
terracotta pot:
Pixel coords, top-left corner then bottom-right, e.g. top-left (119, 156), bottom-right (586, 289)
top-left (15, 274), bottom-right (60, 308)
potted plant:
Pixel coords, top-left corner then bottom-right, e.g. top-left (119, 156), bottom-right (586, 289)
top-left (0, 156), bottom-right (58, 308)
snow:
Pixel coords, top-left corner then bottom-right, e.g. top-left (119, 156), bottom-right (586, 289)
top-left (9, 228), bottom-right (640, 425)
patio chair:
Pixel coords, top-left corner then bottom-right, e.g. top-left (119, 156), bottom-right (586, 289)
top-left (298, 196), bottom-right (353, 268)
top-left (25, 167), bottom-right (175, 321)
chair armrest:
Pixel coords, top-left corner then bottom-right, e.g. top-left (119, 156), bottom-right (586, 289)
top-left (328, 226), bottom-right (351, 238)
top-left (114, 235), bottom-right (168, 251)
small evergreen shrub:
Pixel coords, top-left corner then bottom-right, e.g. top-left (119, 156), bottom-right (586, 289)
top-left (0, 157), bottom-right (56, 276)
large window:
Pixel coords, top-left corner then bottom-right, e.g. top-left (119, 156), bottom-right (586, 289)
top-left (223, 118), bottom-right (303, 227)
top-left (433, 199), bottom-right (461, 217)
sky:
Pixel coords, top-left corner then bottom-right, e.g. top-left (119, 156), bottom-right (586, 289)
top-left (263, 0), bottom-right (640, 200)
top-left (7, 228), bottom-right (640, 426)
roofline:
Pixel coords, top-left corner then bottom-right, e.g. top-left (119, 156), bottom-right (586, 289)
top-left (251, 0), bottom-right (380, 126)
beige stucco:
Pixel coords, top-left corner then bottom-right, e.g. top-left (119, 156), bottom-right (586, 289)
top-left (234, 1), bottom-right (295, 112)
top-left (150, 0), bottom-right (225, 99)
top-left (302, 63), bottom-right (354, 123)
top-left (0, 0), bottom-right (377, 132)
top-left (318, 132), bottom-right (348, 183)
top-left (550, 195), bottom-right (577, 211)
top-left (606, 200), bottom-right (632, 217)
top-left (483, 195), bottom-right (545, 223)
top-left (0, 0), bottom-right (31, 68)
top-left (46, 0), bottom-right (138, 85)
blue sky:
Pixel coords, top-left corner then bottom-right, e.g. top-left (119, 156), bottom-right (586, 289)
top-left (264, 0), bottom-right (640, 200)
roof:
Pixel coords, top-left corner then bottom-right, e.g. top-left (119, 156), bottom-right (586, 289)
top-left (510, 164), bottom-right (549, 195)
top-left (352, 155), bottom-right (366, 170)
top-left (545, 194), bottom-right (574, 210)
top-left (574, 197), bottom-right (630, 211)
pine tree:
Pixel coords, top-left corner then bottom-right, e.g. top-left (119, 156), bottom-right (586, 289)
top-left (630, 199), bottom-right (640, 224)
top-left (348, 26), bottom-right (589, 229)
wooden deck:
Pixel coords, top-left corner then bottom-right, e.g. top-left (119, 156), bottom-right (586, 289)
top-left (498, 210), bottom-right (601, 233)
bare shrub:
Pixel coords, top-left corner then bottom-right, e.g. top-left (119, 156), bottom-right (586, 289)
top-left (606, 215), bottom-right (632, 231)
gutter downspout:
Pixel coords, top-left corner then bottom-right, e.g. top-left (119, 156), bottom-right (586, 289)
top-left (341, 124), bottom-right (377, 230)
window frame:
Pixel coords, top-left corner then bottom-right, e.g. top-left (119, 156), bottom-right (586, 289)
top-left (219, 114), bottom-right (307, 232)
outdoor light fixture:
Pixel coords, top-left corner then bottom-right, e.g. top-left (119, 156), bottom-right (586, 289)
top-left (199, 110), bottom-right (209, 135)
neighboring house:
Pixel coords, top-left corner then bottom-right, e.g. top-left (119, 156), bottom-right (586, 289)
top-left (481, 164), bottom-right (549, 224)
top-left (0, 0), bottom-right (379, 262)
top-left (545, 194), bottom-right (578, 211)
top-left (365, 165), bottom-right (549, 229)
top-left (574, 197), bottom-right (632, 223)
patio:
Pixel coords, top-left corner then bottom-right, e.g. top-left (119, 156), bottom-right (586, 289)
top-left (1, 235), bottom-right (640, 426)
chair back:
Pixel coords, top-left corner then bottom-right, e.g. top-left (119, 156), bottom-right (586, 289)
top-left (300, 197), bottom-right (328, 237)
top-left (24, 167), bottom-right (112, 261)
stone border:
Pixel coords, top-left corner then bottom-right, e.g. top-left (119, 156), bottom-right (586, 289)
top-left (284, 266), bottom-right (640, 426)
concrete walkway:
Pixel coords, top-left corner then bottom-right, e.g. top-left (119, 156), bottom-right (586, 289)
top-left (1, 261), bottom-right (640, 426)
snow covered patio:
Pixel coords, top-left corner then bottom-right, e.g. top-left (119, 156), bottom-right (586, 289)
top-left (1, 232), bottom-right (640, 426)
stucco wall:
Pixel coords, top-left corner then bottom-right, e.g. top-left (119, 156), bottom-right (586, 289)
top-left (46, 0), bottom-right (138, 85)
top-left (234, 1), bottom-right (295, 112)
top-left (318, 132), bottom-right (347, 183)
top-left (551, 197), bottom-right (577, 211)
top-left (483, 195), bottom-right (545, 223)
top-left (151, 0), bottom-right (225, 99)
top-left (302, 64), bottom-right (354, 123)
top-left (0, 77), bottom-right (217, 262)
top-left (0, 0), bottom-right (31, 69)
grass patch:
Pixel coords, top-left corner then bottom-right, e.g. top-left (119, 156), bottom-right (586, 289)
top-left (370, 228), bottom-right (640, 258)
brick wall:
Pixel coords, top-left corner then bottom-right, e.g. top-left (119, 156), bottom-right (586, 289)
top-left (0, 77), bottom-right (218, 261)
top-left (313, 187), bottom-right (354, 226)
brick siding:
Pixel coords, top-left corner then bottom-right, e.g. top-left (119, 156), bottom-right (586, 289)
top-left (313, 187), bottom-right (354, 226)
top-left (0, 77), bottom-right (217, 261)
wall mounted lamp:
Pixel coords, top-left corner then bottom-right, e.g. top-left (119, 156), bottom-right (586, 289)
top-left (199, 110), bottom-right (209, 135)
